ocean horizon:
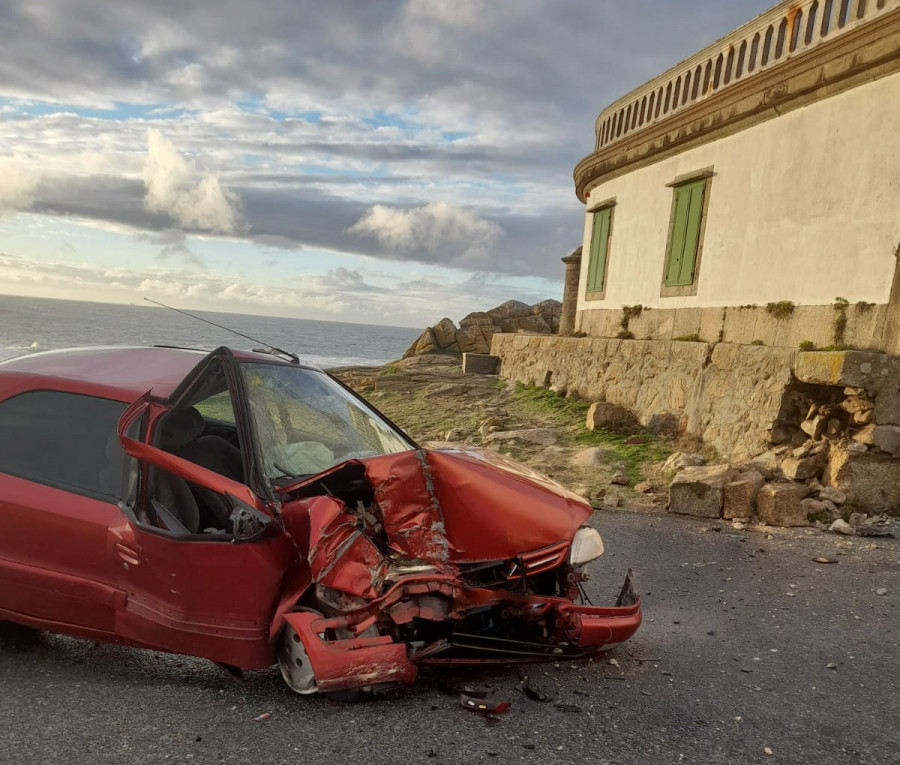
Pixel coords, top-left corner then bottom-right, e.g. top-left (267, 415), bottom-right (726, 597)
top-left (0, 293), bottom-right (421, 369)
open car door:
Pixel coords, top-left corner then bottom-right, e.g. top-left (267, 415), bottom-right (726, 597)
top-left (111, 370), bottom-right (298, 670)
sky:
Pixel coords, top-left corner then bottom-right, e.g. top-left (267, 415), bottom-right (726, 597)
top-left (0, 0), bottom-right (772, 327)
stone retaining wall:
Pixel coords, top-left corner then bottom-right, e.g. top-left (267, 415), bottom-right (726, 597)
top-left (491, 334), bottom-right (797, 462)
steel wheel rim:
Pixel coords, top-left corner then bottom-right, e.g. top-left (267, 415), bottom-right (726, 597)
top-left (277, 623), bottom-right (318, 695)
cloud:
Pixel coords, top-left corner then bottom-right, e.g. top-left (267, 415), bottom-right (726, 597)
top-left (350, 201), bottom-right (503, 265)
top-left (0, 156), bottom-right (41, 215)
top-left (137, 228), bottom-right (205, 268)
top-left (0, 0), bottom-right (773, 305)
top-left (143, 128), bottom-right (241, 233)
top-left (317, 267), bottom-right (376, 291)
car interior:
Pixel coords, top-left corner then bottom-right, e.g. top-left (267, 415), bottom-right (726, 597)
top-left (148, 358), bottom-right (248, 535)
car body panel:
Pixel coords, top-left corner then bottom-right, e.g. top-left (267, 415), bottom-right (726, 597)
top-left (0, 473), bottom-right (125, 631)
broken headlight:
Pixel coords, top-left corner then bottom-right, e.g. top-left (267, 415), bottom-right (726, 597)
top-left (568, 526), bottom-right (605, 567)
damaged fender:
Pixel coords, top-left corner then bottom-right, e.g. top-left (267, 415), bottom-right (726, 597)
top-left (281, 610), bottom-right (416, 693)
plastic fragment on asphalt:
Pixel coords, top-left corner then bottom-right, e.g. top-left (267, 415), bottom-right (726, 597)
top-left (459, 694), bottom-right (511, 715)
top-left (254, 713), bottom-right (271, 722)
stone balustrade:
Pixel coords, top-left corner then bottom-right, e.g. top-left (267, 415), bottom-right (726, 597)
top-left (593, 0), bottom-right (897, 152)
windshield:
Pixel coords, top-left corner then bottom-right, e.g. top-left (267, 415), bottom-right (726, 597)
top-left (240, 362), bottom-right (412, 482)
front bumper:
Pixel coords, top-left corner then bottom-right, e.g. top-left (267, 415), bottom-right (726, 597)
top-left (555, 569), bottom-right (642, 649)
top-left (280, 571), bottom-right (642, 692)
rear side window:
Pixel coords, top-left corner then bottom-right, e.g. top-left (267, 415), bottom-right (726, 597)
top-left (0, 391), bottom-right (131, 502)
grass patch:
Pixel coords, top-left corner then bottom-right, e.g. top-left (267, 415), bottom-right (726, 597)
top-left (673, 333), bottom-right (701, 342)
top-left (512, 383), bottom-right (670, 483)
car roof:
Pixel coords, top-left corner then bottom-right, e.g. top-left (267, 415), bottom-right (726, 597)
top-left (0, 345), bottom-right (313, 401)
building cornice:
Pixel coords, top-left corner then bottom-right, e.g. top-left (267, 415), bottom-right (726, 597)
top-left (574, 4), bottom-right (900, 203)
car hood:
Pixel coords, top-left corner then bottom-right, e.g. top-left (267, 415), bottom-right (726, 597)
top-left (360, 448), bottom-right (592, 564)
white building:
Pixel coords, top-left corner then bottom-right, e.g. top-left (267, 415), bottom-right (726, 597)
top-left (569, 0), bottom-right (900, 351)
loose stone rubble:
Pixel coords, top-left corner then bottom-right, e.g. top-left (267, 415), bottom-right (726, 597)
top-left (642, 357), bottom-right (900, 528)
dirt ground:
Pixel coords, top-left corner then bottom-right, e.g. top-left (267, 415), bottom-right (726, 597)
top-left (333, 353), bottom-right (689, 511)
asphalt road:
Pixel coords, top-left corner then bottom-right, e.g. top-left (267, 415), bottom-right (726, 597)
top-left (1, 509), bottom-right (897, 765)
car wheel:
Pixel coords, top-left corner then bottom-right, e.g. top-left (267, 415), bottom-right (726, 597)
top-left (276, 608), bottom-right (375, 701)
top-left (276, 618), bottom-right (318, 695)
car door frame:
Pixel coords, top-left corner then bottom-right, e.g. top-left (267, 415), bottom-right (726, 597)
top-left (110, 350), bottom-right (298, 669)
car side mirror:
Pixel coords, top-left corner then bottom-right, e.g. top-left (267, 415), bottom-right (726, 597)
top-left (227, 492), bottom-right (273, 542)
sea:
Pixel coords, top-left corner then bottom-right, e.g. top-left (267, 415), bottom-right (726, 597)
top-left (0, 294), bottom-right (421, 369)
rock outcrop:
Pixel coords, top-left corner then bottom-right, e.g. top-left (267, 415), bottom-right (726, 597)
top-left (403, 299), bottom-right (561, 358)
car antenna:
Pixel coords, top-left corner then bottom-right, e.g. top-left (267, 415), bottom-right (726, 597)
top-left (143, 298), bottom-right (300, 364)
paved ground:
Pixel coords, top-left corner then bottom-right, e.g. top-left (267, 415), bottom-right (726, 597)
top-left (1, 509), bottom-right (897, 765)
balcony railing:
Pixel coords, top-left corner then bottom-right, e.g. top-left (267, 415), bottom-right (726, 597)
top-left (594, 0), bottom-right (898, 151)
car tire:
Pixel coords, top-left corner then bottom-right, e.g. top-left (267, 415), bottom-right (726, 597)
top-left (276, 607), bottom-right (374, 701)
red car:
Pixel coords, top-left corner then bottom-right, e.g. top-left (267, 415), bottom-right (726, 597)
top-left (0, 345), bottom-right (640, 696)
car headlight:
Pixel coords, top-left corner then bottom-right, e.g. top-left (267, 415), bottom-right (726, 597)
top-left (568, 526), bottom-right (605, 567)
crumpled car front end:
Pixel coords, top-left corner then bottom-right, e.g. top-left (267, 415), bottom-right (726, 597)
top-left (275, 448), bottom-right (642, 695)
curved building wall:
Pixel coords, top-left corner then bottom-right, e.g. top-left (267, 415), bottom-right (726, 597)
top-left (577, 70), bottom-right (900, 315)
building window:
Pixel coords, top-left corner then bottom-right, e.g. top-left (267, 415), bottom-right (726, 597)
top-left (661, 170), bottom-right (712, 296)
top-left (585, 202), bottom-right (615, 300)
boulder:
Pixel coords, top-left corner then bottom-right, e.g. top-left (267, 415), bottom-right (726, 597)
top-left (610, 470), bottom-right (630, 486)
top-left (723, 470), bottom-right (765, 520)
top-left (825, 443), bottom-right (900, 514)
top-left (404, 328), bottom-right (437, 357)
top-left (852, 424), bottom-right (876, 445)
top-left (487, 299), bottom-right (531, 320)
top-left (748, 450), bottom-right (779, 480)
top-left (800, 415), bottom-right (827, 439)
top-left (829, 519), bottom-right (855, 535)
top-left (459, 312), bottom-right (494, 329)
top-left (840, 395), bottom-right (874, 416)
top-left (404, 300), bottom-right (559, 359)
top-left (668, 465), bottom-right (736, 518)
top-left (781, 450), bottom-right (827, 481)
top-left (757, 483), bottom-right (809, 527)
top-left (455, 328), bottom-right (489, 354)
top-left (872, 425), bottom-right (900, 456)
top-left (817, 486), bottom-right (846, 505)
top-left (586, 402), bottom-right (640, 432)
top-left (432, 318), bottom-right (458, 349)
top-left (801, 498), bottom-right (837, 521)
top-left (509, 314), bottom-right (552, 334)
top-left (854, 409), bottom-right (875, 425)
top-left (663, 452), bottom-right (706, 474)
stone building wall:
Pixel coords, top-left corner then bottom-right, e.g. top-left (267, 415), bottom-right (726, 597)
top-left (575, 302), bottom-right (900, 354)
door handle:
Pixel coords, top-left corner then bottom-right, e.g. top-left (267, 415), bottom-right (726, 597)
top-left (115, 542), bottom-right (140, 566)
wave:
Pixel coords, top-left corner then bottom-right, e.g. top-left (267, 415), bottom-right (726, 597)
top-left (0, 341), bottom-right (40, 362)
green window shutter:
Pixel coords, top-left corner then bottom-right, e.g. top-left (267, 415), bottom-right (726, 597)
top-left (587, 207), bottom-right (611, 293)
top-left (665, 179), bottom-right (706, 286)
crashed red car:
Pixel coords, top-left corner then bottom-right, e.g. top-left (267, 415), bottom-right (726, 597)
top-left (0, 345), bottom-right (640, 696)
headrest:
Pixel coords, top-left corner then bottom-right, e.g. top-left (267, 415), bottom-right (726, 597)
top-left (157, 407), bottom-right (204, 451)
